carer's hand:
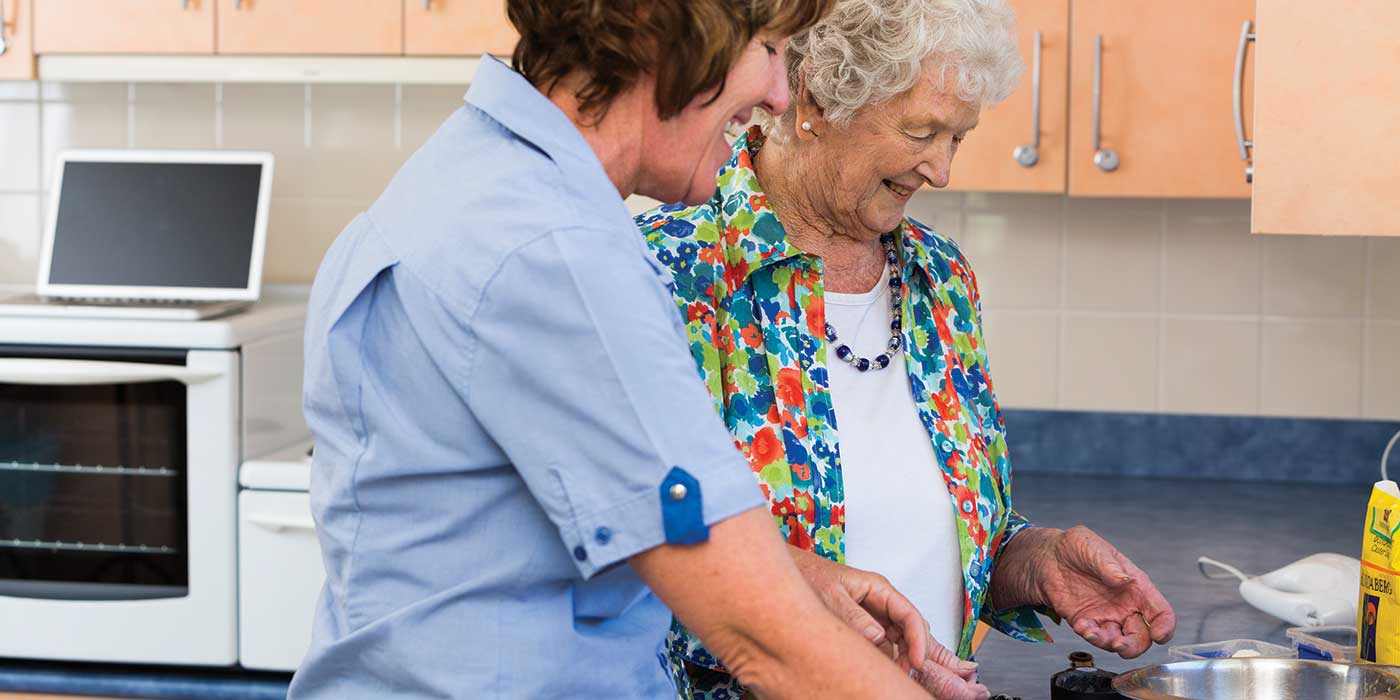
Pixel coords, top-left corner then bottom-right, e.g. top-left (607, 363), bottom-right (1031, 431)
top-left (1037, 526), bottom-right (1177, 659)
top-left (788, 546), bottom-right (989, 700)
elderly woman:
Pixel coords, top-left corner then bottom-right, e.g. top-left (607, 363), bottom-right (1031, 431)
top-left (638, 0), bottom-right (1177, 697)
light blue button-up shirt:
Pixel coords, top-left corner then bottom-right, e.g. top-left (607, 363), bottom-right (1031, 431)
top-left (289, 57), bottom-right (764, 700)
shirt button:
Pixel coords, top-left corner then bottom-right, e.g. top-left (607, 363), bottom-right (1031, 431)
top-left (573, 546), bottom-right (588, 562)
top-left (669, 483), bottom-right (688, 501)
top-left (594, 527), bottom-right (612, 545)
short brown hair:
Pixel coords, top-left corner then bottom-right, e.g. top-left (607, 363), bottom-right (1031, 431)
top-left (508, 0), bottom-right (834, 121)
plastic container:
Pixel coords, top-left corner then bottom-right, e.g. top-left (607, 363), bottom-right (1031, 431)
top-left (1167, 639), bottom-right (1295, 661)
top-left (1286, 625), bottom-right (1358, 662)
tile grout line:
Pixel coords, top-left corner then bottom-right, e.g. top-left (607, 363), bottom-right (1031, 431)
top-left (303, 84), bottom-right (312, 149)
top-left (394, 82), bottom-right (404, 151)
top-left (214, 83), bottom-right (224, 148)
top-left (982, 308), bottom-right (1380, 324)
top-left (1155, 199), bottom-right (1167, 413)
top-left (34, 89), bottom-right (46, 278)
top-left (1361, 236), bottom-right (1375, 418)
top-left (1255, 224), bottom-right (1267, 414)
top-left (126, 83), bottom-right (136, 148)
top-left (1055, 195), bottom-right (1069, 409)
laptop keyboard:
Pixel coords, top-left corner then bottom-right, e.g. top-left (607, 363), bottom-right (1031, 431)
top-left (49, 297), bottom-right (207, 307)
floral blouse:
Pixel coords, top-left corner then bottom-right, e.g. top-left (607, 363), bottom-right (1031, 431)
top-left (636, 129), bottom-right (1051, 699)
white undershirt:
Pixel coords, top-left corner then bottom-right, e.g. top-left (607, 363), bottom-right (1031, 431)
top-left (825, 265), bottom-right (966, 651)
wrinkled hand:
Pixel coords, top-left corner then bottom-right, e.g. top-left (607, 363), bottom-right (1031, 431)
top-left (907, 637), bottom-right (988, 700)
top-left (788, 546), bottom-right (990, 700)
top-left (1036, 526), bottom-right (1177, 659)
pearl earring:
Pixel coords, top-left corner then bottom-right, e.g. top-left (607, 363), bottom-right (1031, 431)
top-left (801, 121), bottom-right (813, 132)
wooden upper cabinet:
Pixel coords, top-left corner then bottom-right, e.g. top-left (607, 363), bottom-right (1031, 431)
top-left (1251, 0), bottom-right (1400, 236)
top-left (34, 0), bottom-right (214, 53)
top-left (406, 0), bottom-right (516, 56)
top-left (217, 0), bottom-right (401, 54)
top-left (0, 0), bottom-right (35, 79)
top-left (1068, 1), bottom-right (1253, 198)
top-left (946, 0), bottom-right (1068, 193)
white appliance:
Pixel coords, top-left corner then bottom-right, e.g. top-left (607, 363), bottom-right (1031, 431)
top-left (0, 149), bottom-right (273, 321)
top-left (1199, 553), bottom-right (1362, 627)
top-left (238, 443), bottom-right (321, 672)
top-left (0, 287), bottom-right (308, 666)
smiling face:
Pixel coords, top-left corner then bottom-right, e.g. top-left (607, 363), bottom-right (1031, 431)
top-left (637, 34), bottom-right (792, 206)
top-left (800, 56), bottom-right (982, 240)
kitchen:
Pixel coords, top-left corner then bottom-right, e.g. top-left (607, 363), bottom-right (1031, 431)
top-left (1, 0), bottom-right (1399, 698)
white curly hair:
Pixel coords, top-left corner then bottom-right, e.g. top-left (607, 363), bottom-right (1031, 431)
top-left (765, 0), bottom-right (1023, 137)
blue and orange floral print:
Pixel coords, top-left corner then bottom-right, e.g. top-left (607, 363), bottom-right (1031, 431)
top-left (637, 128), bottom-right (1051, 699)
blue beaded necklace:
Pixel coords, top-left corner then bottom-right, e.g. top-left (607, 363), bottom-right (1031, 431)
top-left (825, 232), bottom-right (903, 372)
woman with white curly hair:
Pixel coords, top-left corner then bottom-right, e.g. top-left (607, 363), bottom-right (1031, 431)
top-left (638, 0), bottom-right (1177, 697)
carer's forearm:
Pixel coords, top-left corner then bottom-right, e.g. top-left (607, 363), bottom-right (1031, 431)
top-left (630, 508), bottom-right (931, 700)
top-left (988, 526), bottom-right (1062, 611)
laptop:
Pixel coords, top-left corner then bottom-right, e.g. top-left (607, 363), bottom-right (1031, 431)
top-left (0, 149), bottom-right (273, 321)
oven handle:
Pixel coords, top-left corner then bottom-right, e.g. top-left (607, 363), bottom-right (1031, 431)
top-left (247, 513), bottom-right (317, 534)
top-left (0, 358), bottom-right (225, 386)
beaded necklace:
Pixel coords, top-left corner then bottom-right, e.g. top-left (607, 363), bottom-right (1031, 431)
top-left (826, 233), bottom-right (903, 372)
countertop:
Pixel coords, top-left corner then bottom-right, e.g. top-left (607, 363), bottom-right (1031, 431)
top-left (0, 473), bottom-right (1369, 699)
top-left (974, 472), bottom-right (1368, 698)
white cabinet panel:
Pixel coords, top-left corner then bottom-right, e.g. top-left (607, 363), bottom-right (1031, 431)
top-left (238, 489), bottom-right (323, 671)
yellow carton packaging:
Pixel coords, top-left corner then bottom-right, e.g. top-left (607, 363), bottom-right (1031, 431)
top-left (1360, 480), bottom-right (1400, 663)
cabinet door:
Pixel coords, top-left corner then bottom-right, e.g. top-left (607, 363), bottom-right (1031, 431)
top-left (217, 0), bottom-right (401, 54)
top-left (1251, 0), bottom-right (1400, 236)
top-left (238, 490), bottom-right (323, 672)
top-left (405, 0), bottom-right (516, 56)
top-left (1068, 0), bottom-right (1253, 198)
top-left (947, 0), bottom-right (1068, 193)
top-left (34, 0), bottom-right (214, 53)
top-left (0, 0), bottom-right (34, 79)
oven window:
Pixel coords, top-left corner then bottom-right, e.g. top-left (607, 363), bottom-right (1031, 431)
top-left (0, 381), bottom-right (188, 600)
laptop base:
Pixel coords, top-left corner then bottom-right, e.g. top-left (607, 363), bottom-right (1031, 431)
top-left (0, 295), bottom-right (251, 321)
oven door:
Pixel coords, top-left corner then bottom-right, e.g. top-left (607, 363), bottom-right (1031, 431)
top-left (0, 346), bottom-right (239, 665)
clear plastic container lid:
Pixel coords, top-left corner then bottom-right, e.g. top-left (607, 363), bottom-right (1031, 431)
top-left (1286, 625), bottom-right (1358, 662)
top-left (1168, 639), bottom-right (1296, 661)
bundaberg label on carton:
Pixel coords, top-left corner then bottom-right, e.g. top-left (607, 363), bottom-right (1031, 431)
top-left (1360, 482), bottom-right (1400, 663)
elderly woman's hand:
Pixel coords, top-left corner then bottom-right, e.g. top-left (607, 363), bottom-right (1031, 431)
top-left (992, 526), bottom-right (1176, 659)
top-left (910, 639), bottom-right (989, 700)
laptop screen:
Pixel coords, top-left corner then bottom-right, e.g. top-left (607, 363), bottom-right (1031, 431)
top-left (47, 160), bottom-right (263, 290)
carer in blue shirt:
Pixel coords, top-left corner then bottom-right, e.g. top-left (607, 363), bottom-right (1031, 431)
top-left (290, 2), bottom-right (966, 699)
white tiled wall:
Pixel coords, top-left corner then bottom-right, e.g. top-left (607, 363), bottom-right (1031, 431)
top-left (903, 192), bottom-right (1400, 422)
top-left (1, 81), bottom-right (1397, 421)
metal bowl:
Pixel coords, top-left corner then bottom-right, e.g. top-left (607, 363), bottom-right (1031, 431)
top-left (1111, 659), bottom-right (1400, 700)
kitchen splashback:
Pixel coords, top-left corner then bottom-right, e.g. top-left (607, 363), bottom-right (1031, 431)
top-left (0, 80), bottom-right (1397, 422)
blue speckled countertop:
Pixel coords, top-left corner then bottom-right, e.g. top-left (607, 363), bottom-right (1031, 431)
top-left (0, 473), bottom-right (1368, 700)
top-left (974, 473), bottom-right (1367, 699)
top-left (0, 660), bottom-right (291, 699)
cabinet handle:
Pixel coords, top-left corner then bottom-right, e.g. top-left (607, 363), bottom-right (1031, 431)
top-left (1013, 31), bottom-right (1042, 167)
top-left (248, 513), bottom-right (317, 534)
top-left (0, 358), bottom-right (225, 386)
top-left (1091, 34), bottom-right (1119, 172)
top-left (1234, 19), bottom-right (1256, 183)
top-left (423, 0), bottom-right (430, 9)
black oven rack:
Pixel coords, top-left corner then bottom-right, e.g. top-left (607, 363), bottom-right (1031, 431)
top-left (0, 538), bottom-right (179, 555)
top-left (0, 461), bottom-right (177, 478)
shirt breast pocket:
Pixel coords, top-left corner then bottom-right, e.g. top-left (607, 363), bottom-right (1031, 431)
top-left (572, 565), bottom-right (651, 620)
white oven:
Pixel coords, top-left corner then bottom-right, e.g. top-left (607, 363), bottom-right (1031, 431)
top-left (0, 290), bottom-right (307, 665)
